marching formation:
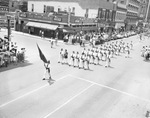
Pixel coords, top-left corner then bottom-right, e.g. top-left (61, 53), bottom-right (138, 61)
top-left (58, 40), bottom-right (133, 70)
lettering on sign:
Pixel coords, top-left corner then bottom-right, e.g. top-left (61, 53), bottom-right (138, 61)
top-left (53, 17), bottom-right (62, 22)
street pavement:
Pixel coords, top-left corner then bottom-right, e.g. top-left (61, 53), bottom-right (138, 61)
top-left (0, 29), bottom-right (150, 118)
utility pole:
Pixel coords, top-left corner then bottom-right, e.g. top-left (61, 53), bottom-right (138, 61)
top-left (68, 7), bottom-right (71, 27)
top-left (145, 0), bottom-right (150, 22)
top-left (7, 15), bottom-right (11, 50)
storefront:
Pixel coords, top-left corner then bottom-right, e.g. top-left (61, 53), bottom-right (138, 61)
top-left (17, 12), bottom-right (102, 39)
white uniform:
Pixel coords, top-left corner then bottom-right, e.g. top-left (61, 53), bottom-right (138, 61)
top-left (79, 54), bottom-right (85, 68)
top-left (85, 56), bottom-right (90, 69)
top-left (75, 53), bottom-right (80, 67)
top-left (43, 63), bottom-right (51, 80)
top-left (58, 50), bottom-right (64, 63)
top-left (69, 53), bottom-right (75, 66)
top-left (105, 55), bottom-right (111, 67)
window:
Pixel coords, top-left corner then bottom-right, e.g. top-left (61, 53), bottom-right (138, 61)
top-left (58, 6), bottom-right (61, 12)
top-left (85, 8), bottom-right (89, 18)
top-left (44, 5), bottom-right (46, 13)
top-left (120, 0), bottom-right (125, 4)
top-left (72, 7), bottom-right (75, 13)
top-left (12, 2), bottom-right (14, 7)
top-left (64, 8), bottom-right (67, 12)
top-left (31, 4), bottom-right (34, 12)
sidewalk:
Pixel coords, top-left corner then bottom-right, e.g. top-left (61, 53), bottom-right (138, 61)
top-left (0, 28), bottom-right (64, 43)
top-left (12, 30), bottom-right (64, 43)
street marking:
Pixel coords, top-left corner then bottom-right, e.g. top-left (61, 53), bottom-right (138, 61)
top-left (42, 83), bottom-right (94, 118)
top-left (69, 75), bottom-right (150, 103)
top-left (0, 75), bottom-right (70, 108)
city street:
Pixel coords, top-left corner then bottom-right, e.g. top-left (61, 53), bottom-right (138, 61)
top-left (0, 30), bottom-right (150, 118)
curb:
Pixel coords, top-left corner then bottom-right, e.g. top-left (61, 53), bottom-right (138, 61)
top-left (12, 30), bottom-right (64, 43)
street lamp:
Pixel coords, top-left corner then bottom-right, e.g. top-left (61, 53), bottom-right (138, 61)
top-left (112, 0), bottom-right (118, 22)
top-left (7, 15), bottom-right (11, 42)
top-left (80, 18), bottom-right (83, 33)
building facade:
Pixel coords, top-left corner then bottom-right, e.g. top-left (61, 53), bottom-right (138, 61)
top-left (16, 0), bottom-right (117, 38)
top-left (0, 0), bottom-right (9, 27)
top-left (126, 0), bottom-right (141, 30)
top-left (138, 0), bottom-right (149, 21)
top-left (9, 0), bottom-right (28, 12)
top-left (115, 0), bottom-right (127, 30)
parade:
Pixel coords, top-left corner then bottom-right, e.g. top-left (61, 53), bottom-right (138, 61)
top-left (1, 0), bottom-right (150, 117)
top-left (58, 39), bottom-right (134, 70)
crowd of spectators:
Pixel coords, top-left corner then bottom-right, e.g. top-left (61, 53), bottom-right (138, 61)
top-left (0, 37), bottom-right (25, 68)
top-left (63, 29), bottom-right (137, 47)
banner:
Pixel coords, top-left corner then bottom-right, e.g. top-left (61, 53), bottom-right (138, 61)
top-left (37, 44), bottom-right (48, 63)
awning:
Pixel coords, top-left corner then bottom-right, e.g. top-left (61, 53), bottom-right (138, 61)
top-left (62, 27), bottom-right (75, 33)
top-left (26, 22), bottom-right (58, 30)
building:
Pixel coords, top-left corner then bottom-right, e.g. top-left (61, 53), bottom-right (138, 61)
top-left (16, 0), bottom-right (118, 39)
top-left (126, 0), bottom-right (141, 30)
top-left (9, 0), bottom-right (28, 12)
top-left (115, 0), bottom-right (127, 30)
top-left (0, 0), bottom-right (9, 27)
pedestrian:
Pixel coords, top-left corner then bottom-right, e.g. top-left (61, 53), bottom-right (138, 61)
top-left (139, 33), bottom-right (142, 41)
top-left (43, 60), bottom-right (55, 85)
top-left (58, 48), bottom-right (64, 64)
top-left (50, 40), bottom-right (54, 48)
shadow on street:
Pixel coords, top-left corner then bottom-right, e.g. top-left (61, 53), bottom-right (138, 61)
top-left (0, 61), bottom-right (33, 72)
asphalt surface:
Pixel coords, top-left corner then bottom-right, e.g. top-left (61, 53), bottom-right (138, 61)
top-left (0, 29), bottom-right (150, 118)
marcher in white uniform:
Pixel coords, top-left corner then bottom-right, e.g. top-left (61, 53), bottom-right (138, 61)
top-left (43, 60), bottom-right (55, 85)
top-left (125, 45), bottom-right (130, 58)
top-left (79, 53), bottom-right (85, 69)
top-left (130, 41), bottom-right (133, 50)
top-left (84, 55), bottom-right (90, 70)
top-left (69, 51), bottom-right (75, 67)
top-left (58, 48), bottom-right (64, 64)
top-left (105, 54), bottom-right (111, 68)
top-left (75, 52), bottom-right (80, 67)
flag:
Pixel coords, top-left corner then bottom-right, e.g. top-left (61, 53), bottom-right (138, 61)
top-left (37, 43), bottom-right (47, 63)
